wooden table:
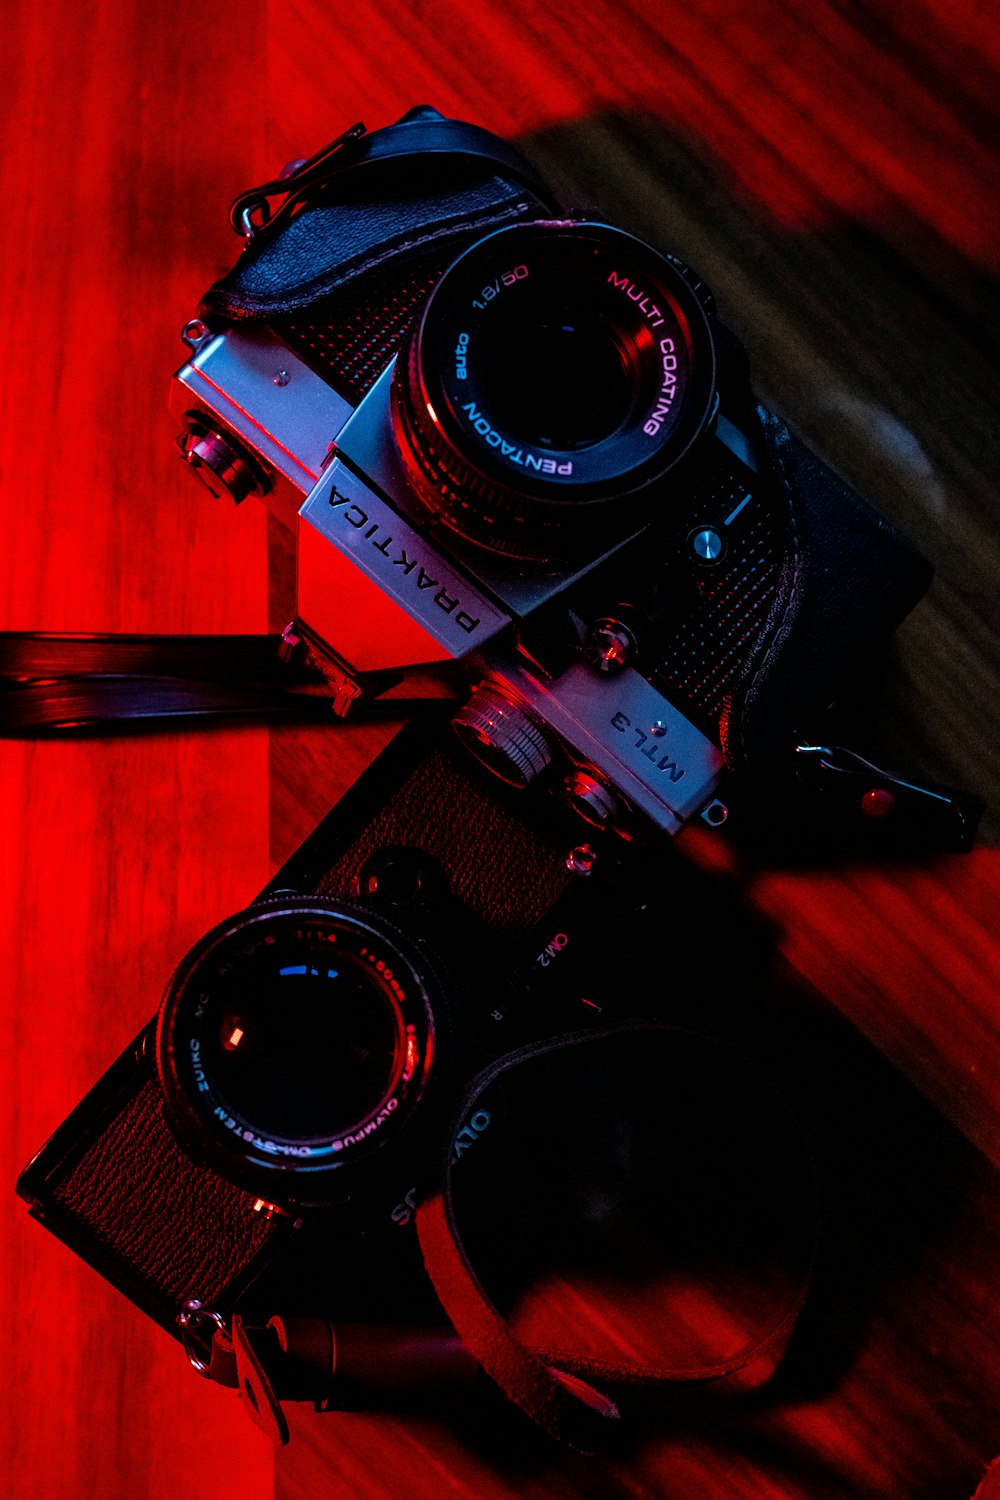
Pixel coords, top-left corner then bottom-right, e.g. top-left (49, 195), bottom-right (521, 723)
top-left (3, 1), bottom-right (998, 1496)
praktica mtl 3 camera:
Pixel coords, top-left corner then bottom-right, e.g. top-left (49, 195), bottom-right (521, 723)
top-left (170, 104), bottom-right (935, 845)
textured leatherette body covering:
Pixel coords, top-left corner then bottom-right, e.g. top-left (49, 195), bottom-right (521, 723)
top-left (48, 1077), bottom-right (277, 1309)
top-left (313, 746), bottom-right (574, 934)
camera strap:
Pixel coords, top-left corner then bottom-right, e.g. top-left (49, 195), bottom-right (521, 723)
top-left (203, 107), bottom-right (556, 321)
top-left (0, 632), bottom-right (331, 731)
top-left (197, 1021), bottom-right (821, 1451)
top-left (227, 109), bottom-right (553, 247)
top-left (413, 1022), bottom-right (820, 1450)
top-left (0, 631), bottom-right (451, 731)
top-left (0, 625), bottom-right (981, 852)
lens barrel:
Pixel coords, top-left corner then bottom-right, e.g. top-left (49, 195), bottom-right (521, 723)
top-left (155, 900), bottom-right (439, 1206)
top-left (392, 220), bottom-right (717, 565)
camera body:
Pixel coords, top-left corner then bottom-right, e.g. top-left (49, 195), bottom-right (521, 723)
top-left (170, 106), bottom-right (931, 843)
top-left (18, 713), bottom-right (743, 1354)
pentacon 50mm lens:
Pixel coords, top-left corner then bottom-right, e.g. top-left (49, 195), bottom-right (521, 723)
top-left (392, 219), bottom-right (718, 564)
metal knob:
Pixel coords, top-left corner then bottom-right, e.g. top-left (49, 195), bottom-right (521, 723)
top-left (561, 769), bottom-right (622, 829)
top-left (584, 618), bottom-right (636, 674)
top-left (175, 422), bottom-right (265, 504)
top-left (452, 687), bottom-right (553, 788)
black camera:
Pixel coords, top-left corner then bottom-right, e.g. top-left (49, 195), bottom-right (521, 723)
top-left (18, 715), bottom-right (785, 1392)
top-left (17, 106), bottom-right (943, 1435)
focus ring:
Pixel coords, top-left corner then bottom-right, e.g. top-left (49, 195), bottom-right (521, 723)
top-left (390, 219), bottom-right (719, 568)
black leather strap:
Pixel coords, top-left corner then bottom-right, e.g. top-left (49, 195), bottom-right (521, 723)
top-left (414, 1022), bottom-right (820, 1450)
top-left (228, 110), bottom-right (552, 243)
top-left (721, 407), bottom-right (933, 779)
top-left (197, 1021), bottom-right (821, 1450)
top-left (0, 632), bottom-right (333, 731)
top-left (202, 106), bottom-right (557, 321)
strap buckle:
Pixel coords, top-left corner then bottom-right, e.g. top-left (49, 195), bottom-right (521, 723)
top-left (177, 1299), bottom-right (227, 1378)
top-left (230, 122), bottom-right (367, 244)
top-left (794, 743), bottom-right (983, 852)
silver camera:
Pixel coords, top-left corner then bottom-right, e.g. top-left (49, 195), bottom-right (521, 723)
top-left (171, 108), bottom-right (932, 846)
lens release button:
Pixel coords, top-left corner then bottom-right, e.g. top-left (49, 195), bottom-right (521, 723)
top-left (690, 527), bottom-right (725, 563)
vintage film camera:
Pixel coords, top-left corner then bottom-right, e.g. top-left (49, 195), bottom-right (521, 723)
top-left (17, 106), bottom-right (951, 1432)
top-left (19, 711), bottom-right (812, 1421)
top-left (169, 104), bottom-right (944, 845)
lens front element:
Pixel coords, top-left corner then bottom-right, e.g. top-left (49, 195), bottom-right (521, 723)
top-left (156, 901), bottom-right (437, 1202)
top-left (472, 278), bottom-right (634, 451)
top-left (206, 945), bottom-right (403, 1142)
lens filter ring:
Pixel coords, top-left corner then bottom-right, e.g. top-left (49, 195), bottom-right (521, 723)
top-left (392, 219), bottom-right (717, 565)
top-left (155, 898), bottom-right (440, 1206)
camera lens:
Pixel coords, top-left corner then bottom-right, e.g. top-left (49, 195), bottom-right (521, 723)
top-left (392, 220), bottom-right (717, 565)
top-left (156, 901), bottom-right (438, 1203)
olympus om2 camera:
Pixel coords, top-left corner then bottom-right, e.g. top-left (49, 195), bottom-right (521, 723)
top-left (18, 106), bottom-right (949, 1434)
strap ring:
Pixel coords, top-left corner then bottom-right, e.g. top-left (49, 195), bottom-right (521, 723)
top-left (177, 1299), bottom-right (228, 1377)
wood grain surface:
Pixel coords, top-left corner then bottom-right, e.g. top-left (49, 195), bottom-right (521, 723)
top-left (2, 0), bottom-right (998, 1497)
